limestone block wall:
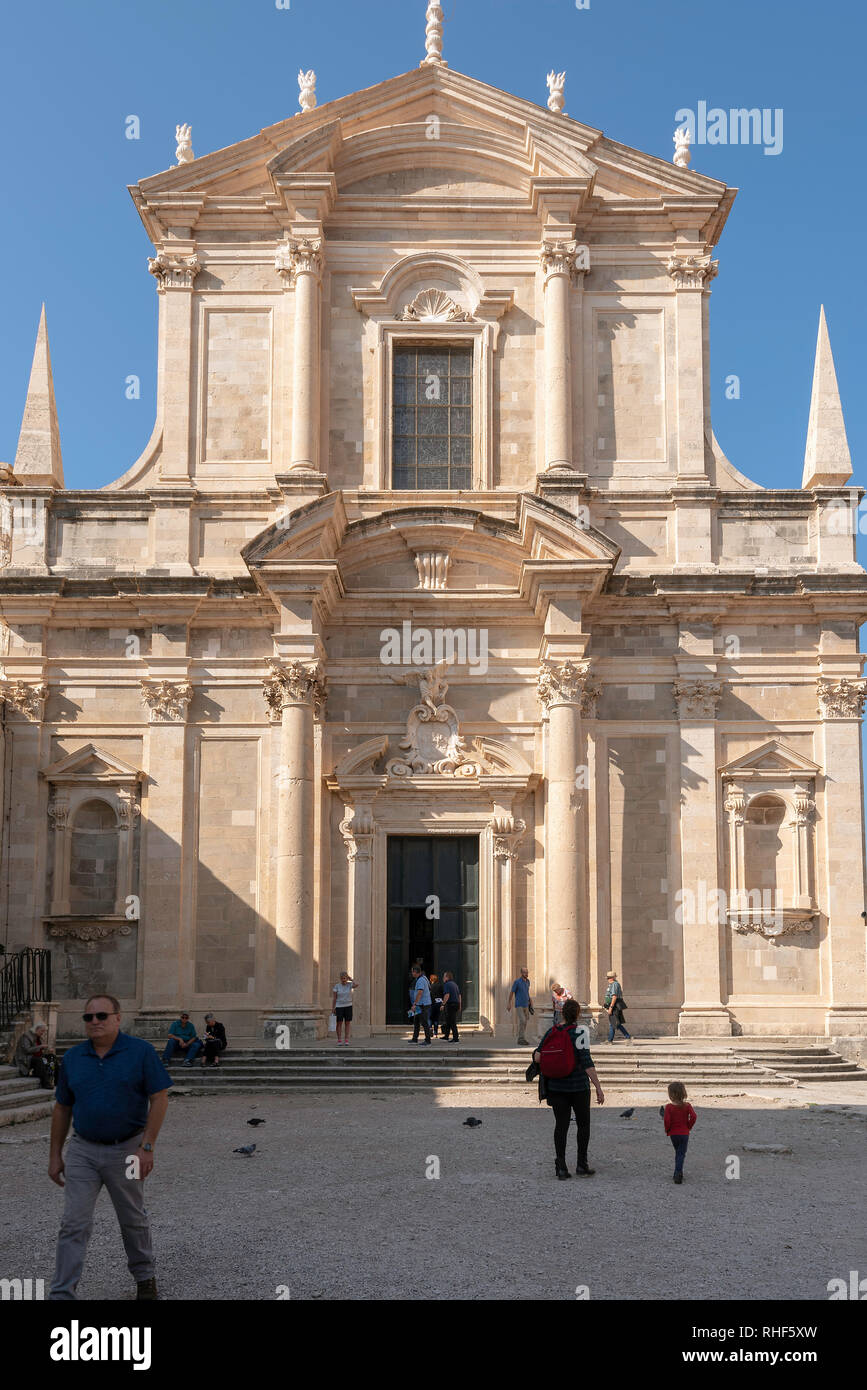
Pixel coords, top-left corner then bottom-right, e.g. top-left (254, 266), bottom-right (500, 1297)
top-left (194, 735), bottom-right (261, 995)
top-left (201, 309), bottom-right (272, 463)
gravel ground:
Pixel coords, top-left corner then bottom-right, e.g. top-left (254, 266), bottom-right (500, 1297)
top-left (2, 1085), bottom-right (866, 1301)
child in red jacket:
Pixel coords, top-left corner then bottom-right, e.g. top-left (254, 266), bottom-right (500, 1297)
top-left (663, 1081), bottom-right (697, 1184)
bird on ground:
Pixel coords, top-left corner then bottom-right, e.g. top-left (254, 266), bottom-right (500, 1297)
top-left (619, 1108), bottom-right (635, 1119)
top-left (463, 1117), bottom-right (483, 1127)
top-left (233, 1143), bottom-right (257, 1155)
top-left (247, 1118), bottom-right (266, 1127)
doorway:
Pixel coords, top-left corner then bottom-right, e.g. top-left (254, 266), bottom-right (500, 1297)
top-left (386, 835), bottom-right (479, 1025)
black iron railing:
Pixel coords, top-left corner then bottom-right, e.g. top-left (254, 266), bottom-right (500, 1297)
top-left (0, 948), bottom-right (52, 1030)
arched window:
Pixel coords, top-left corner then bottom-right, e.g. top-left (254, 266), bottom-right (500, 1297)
top-left (69, 799), bottom-right (119, 915)
top-left (742, 795), bottom-right (792, 907)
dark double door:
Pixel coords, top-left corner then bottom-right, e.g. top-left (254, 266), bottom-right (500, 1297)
top-left (386, 835), bottom-right (479, 1025)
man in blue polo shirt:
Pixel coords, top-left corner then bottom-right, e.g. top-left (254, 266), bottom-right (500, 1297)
top-left (508, 967), bottom-right (534, 1045)
top-left (47, 993), bottom-right (172, 1301)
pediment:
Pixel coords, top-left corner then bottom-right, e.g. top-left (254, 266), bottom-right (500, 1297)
top-left (40, 743), bottom-right (143, 784)
top-left (719, 740), bottom-right (821, 778)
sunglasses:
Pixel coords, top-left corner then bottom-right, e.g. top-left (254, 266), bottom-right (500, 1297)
top-left (82, 1012), bottom-right (114, 1022)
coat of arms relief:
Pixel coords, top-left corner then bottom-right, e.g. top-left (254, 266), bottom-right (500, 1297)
top-left (386, 663), bottom-right (486, 778)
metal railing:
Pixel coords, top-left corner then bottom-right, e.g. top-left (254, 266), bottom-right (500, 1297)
top-left (0, 948), bottom-right (52, 1030)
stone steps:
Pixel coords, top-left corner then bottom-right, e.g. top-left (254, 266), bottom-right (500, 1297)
top-left (0, 1066), bottom-right (54, 1127)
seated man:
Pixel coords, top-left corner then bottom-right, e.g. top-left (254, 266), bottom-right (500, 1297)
top-left (162, 1012), bottom-right (202, 1067)
top-left (201, 1013), bottom-right (227, 1067)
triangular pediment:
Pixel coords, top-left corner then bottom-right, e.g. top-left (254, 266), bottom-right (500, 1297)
top-left (40, 743), bottom-right (143, 784)
top-left (719, 740), bottom-right (821, 778)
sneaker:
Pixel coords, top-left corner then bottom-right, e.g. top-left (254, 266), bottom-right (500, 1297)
top-left (673, 1173), bottom-right (683, 1184)
top-left (136, 1277), bottom-right (158, 1301)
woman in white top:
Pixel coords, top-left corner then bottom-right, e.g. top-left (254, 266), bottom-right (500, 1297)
top-left (331, 972), bottom-right (357, 1045)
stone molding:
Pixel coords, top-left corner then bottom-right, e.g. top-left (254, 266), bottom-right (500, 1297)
top-left (275, 237), bottom-right (323, 287)
top-left (413, 550), bottom-right (450, 590)
top-left (0, 680), bottom-right (48, 722)
top-left (731, 913), bottom-right (816, 944)
top-left (46, 919), bottom-right (133, 950)
top-left (817, 676), bottom-right (867, 719)
top-left (673, 677), bottom-right (724, 718)
top-left (537, 658), bottom-right (593, 710)
top-left (147, 251), bottom-right (201, 291)
top-left (665, 253), bottom-right (719, 290)
top-left (264, 660), bottom-right (326, 720)
top-left (140, 679), bottom-right (193, 723)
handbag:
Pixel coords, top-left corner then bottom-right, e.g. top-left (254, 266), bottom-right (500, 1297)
top-left (327, 1012), bottom-right (337, 1032)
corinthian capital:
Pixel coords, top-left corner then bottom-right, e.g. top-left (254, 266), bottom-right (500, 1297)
top-left (817, 677), bottom-right (867, 720)
top-left (275, 237), bottom-right (323, 287)
top-left (265, 660), bottom-right (326, 718)
top-left (147, 251), bottom-right (201, 291)
top-left (673, 677), bottom-right (724, 719)
top-left (538, 658), bottom-right (593, 710)
top-left (540, 240), bottom-right (590, 283)
top-left (140, 679), bottom-right (193, 723)
top-left (0, 680), bottom-right (48, 721)
top-left (665, 253), bottom-right (719, 290)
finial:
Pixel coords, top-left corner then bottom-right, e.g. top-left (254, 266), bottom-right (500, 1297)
top-left (673, 124), bottom-right (691, 169)
top-left (175, 124), bottom-right (194, 164)
top-left (802, 306), bottom-right (852, 488)
top-left (421, 2), bottom-right (445, 66)
top-left (13, 305), bottom-right (64, 488)
top-left (298, 70), bottom-right (317, 112)
top-left (546, 71), bottom-right (566, 115)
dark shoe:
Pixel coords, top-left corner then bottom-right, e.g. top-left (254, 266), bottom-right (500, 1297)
top-left (554, 1160), bottom-right (571, 1180)
top-left (673, 1173), bottom-right (683, 1184)
top-left (136, 1278), bottom-right (158, 1300)
top-left (420, 1040), bottom-right (432, 1046)
top-left (575, 1164), bottom-right (596, 1177)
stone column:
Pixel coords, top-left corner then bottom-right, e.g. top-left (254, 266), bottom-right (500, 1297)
top-left (490, 812), bottom-right (526, 1037)
top-left (263, 659), bottom-right (325, 1040)
top-left (817, 678), bottom-right (867, 1037)
top-left (540, 241), bottom-right (582, 474)
top-left (276, 238), bottom-right (323, 473)
top-left (674, 676), bottom-right (731, 1036)
top-left (666, 252), bottom-right (717, 484)
top-left (338, 800), bottom-right (375, 1036)
top-left (538, 658), bottom-right (590, 1001)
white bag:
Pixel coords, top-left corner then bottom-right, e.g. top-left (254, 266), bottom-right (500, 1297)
top-left (328, 1012), bottom-right (338, 1033)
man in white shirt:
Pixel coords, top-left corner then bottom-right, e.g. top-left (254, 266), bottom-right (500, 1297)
top-left (331, 972), bottom-right (357, 1045)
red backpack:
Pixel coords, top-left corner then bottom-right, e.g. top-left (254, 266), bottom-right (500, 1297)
top-left (538, 1025), bottom-right (576, 1079)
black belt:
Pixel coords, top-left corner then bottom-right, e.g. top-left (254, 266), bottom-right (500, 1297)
top-left (73, 1130), bottom-right (142, 1147)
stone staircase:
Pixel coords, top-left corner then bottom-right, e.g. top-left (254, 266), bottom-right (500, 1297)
top-left (0, 1064), bottom-right (54, 1127)
top-left (139, 1039), bottom-right (865, 1093)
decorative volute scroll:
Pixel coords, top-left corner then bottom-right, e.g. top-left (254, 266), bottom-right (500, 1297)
top-left (275, 237), bottom-right (323, 288)
top-left (0, 679), bottom-right (48, 721)
top-left (539, 240), bottom-right (590, 283)
top-left (263, 659), bottom-right (326, 721)
top-left (140, 679), bottom-right (193, 723)
top-left (338, 804), bottom-right (375, 862)
top-left (387, 664), bottom-right (484, 778)
top-left (413, 550), bottom-right (450, 590)
top-left (491, 813), bottom-right (526, 861)
top-left (537, 658), bottom-right (594, 710)
top-left (817, 676), bottom-right (867, 719)
top-left (400, 289), bottom-right (473, 323)
top-left (673, 677), bottom-right (724, 718)
top-left (147, 251), bottom-right (201, 292)
top-left (665, 254), bottom-right (719, 290)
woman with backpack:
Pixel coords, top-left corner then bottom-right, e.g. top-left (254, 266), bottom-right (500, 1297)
top-left (533, 998), bottom-right (604, 1180)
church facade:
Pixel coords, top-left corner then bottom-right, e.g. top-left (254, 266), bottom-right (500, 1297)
top-left (2, 15), bottom-right (866, 1044)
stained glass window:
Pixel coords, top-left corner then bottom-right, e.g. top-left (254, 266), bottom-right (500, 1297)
top-left (392, 344), bottom-right (473, 490)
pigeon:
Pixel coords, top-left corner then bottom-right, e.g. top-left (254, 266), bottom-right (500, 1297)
top-left (619, 1108), bottom-right (635, 1119)
top-left (233, 1143), bottom-right (257, 1155)
top-left (462, 1117), bottom-right (483, 1128)
top-left (247, 1118), bottom-right (266, 1127)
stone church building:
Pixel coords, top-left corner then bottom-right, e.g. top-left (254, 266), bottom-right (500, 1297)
top-left (2, 9), bottom-right (866, 1044)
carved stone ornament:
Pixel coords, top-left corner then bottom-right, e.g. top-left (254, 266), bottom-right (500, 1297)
top-left (665, 253), bottom-right (719, 290)
top-left (47, 920), bottom-right (133, 952)
top-left (298, 69), bottom-right (317, 112)
top-left (0, 493), bottom-right (12, 570)
top-left (581, 677), bottom-right (602, 719)
top-left (491, 814), bottom-right (526, 861)
top-left (546, 70), bottom-right (566, 114)
top-left (175, 123), bottom-right (194, 164)
top-left (537, 658), bottom-right (593, 710)
top-left (723, 789), bottom-right (746, 823)
top-left (413, 550), bottom-right (450, 590)
top-left (387, 665), bottom-right (485, 778)
top-left (48, 794), bottom-right (71, 829)
top-left (264, 660), bottom-right (326, 719)
top-left (116, 788), bottom-right (141, 827)
top-left (399, 289), bottom-right (473, 323)
top-left (731, 915), bottom-right (815, 944)
top-left (673, 125), bottom-right (691, 168)
top-left (0, 680), bottom-right (48, 721)
top-left (540, 240), bottom-right (590, 282)
top-left (275, 238), bottom-right (323, 286)
top-left (673, 677), bottom-right (724, 719)
top-left (147, 251), bottom-right (201, 291)
top-left (338, 805), bottom-right (375, 862)
top-left (421, 1), bottom-right (445, 66)
top-left (140, 679), bottom-right (193, 723)
top-left (817, 677), bottom-right (867, 720)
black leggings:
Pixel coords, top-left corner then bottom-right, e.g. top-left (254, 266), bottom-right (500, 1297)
top-left (549, 1090), bottom-right (591, 1166)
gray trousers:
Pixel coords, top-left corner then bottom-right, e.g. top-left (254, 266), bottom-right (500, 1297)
top-left (49, 1131), bottom-right (154, 1300)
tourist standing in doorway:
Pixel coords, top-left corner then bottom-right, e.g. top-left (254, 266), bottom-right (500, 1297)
top-left (441, 970), bottom-right (461, 1043)
top-left (48, 994), bottom-right (172, 1300)
top-left (604, 971), bottom-right (631, 1043)
top-left (507, 968), bottom-right (533, 1045)
top-left (551, 982), bottom-right (572, 1026)
top-left (429, 973), bottom-right (443, 1037)
top-left (409, 966), bottom-right (433, 1044)
top-left (663, 1081), bottom-right (697, 1184)
top-left (534, 998), bottom-right (604, 1179)
top-left (332, 972), bottom-right (357, 1045)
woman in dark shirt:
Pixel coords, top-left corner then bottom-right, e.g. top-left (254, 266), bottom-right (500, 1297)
top-left (533, 998), bottom-right (604, 1179)
top-left (201, 1013), bottom-right (227, 1067)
